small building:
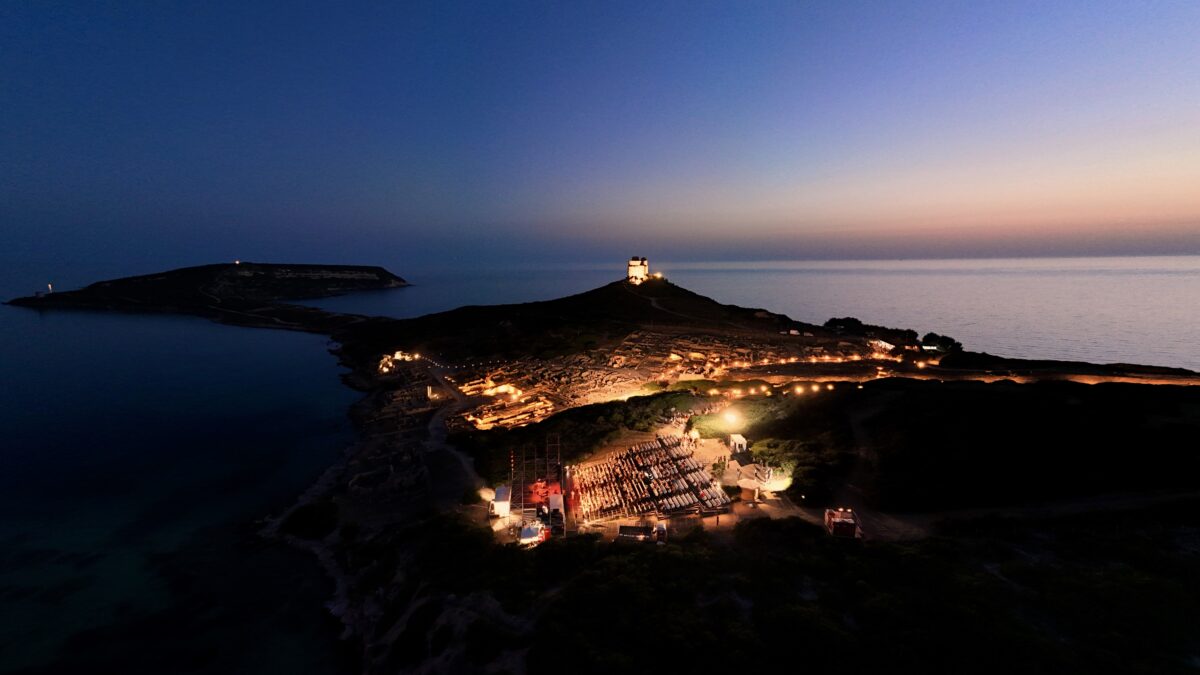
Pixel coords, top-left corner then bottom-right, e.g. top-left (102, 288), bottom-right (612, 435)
top-left (547, 493), bottom-right (566, 535)
top-left (729, 434), bottom-right (748, 453)
top-left (736, 462), bottom-right (775, 503)
top-left (737, 462), bottom-right (773, 485)
top-left (824, 508), bottom-right (863, 539)
top-left (489, 485), bottom-right (511, 518)
top-left (736, 478), bottom-right (762, 503)
top-left (627, 256), bottom-right (649, 285)
top-left (868, 338), bottom-right (896, 354)
top-left (617, 525), bottom-right (654, 542)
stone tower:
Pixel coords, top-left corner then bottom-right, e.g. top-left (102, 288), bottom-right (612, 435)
top-left (627, 256), bottom-right (649, 285)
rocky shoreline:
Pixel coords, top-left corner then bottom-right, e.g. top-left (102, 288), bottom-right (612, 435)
top-left (12, 263), bottom-right (1200, 672)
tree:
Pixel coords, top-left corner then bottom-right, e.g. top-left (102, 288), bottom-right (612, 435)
top-left (921, 332), bottom-right (963, 352)
top-left (824, 317), bottom-right (864, 333)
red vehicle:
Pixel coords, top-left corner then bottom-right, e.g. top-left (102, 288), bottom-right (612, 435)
top-left (824, 508), bottom-right (863, 539)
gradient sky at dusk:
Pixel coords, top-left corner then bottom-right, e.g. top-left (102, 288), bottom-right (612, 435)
top-left (3, 1), bottom-right (1199, 276)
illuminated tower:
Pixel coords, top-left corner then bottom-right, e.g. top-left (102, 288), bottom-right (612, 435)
top-left (627, 256), bottom-right (649, 285)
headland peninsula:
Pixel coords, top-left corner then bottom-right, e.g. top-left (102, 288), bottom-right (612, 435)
top-left (8, 261), bottom-right (408, 332)
top-left (10, 260), bottom-right (1200, 674)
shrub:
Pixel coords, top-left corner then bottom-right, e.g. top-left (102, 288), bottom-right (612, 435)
top-left (280, 499), bottom-right (339, 539)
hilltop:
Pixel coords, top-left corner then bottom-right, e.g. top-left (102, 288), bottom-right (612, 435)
top-left (6, 263), bottom-right (843, 366)
top-left (335, 277), bottom-right (827, 363)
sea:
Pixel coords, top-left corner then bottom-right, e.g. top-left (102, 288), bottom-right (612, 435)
top-left (310, 256), bottom-right (1200, 372)
top-left (1, 255), bottom-right (1198, 673)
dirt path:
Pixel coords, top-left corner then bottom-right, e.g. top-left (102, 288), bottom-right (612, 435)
top-left (618, 282), bottom-right (748, 331)
top-left (827, 391), bottom-right (937, 540)
top-left (422, 366), bottom-right (483, 509)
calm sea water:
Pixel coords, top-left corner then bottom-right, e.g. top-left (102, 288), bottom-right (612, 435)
top-left (1, 254), bottom-right (1197, 673)
top-left (0, 309), bottom-right (358, 674)
top-left (314, 256), bottom-right (1200, 371)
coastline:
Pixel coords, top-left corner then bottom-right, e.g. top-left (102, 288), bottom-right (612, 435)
top-left (10, 264), bottom-right (1200, 671)
top-left (0, 307), bottom-right (364, 673)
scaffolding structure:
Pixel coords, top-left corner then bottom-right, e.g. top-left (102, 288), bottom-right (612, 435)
top-left (511, 434), bottom-right (563, 524)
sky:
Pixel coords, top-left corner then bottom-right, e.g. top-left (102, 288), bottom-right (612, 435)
top-left (2, 0), bottom-right (1199, 280)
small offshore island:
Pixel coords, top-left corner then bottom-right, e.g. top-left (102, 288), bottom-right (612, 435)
top-left (11, 258), bottom-right (1200, 674)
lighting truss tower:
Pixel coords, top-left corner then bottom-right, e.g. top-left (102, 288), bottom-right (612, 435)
top-left (545, 434), bottom-right (562, 484)
top-left (511, 435), bottom-right (565, 524)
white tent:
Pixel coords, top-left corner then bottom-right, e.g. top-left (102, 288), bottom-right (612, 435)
top-left (489, 485), bottom-right (511, 518)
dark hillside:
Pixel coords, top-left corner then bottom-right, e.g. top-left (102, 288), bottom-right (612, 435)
top-left (941, 350), bottom-right (1197, 377)
top-left (742, 378), bottom-right (1200, 510)
top-left (337, 278), bottom-right (822, 362)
